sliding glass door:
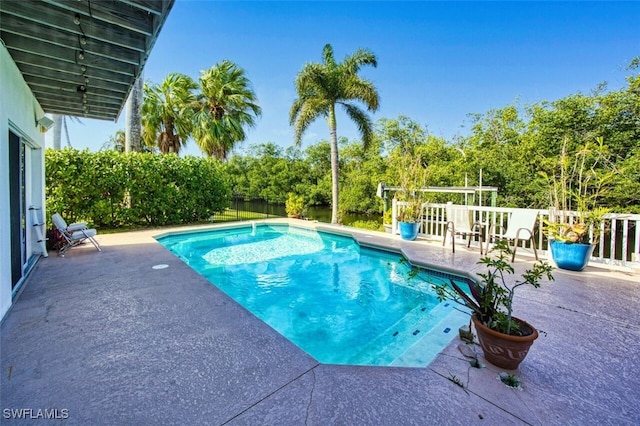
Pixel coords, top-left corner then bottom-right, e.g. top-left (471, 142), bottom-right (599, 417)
top-left (8, 130), bottom-right (26, 289)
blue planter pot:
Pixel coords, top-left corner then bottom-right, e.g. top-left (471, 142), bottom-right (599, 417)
top-left (550, 240), bottom-right (595, 271)
top-left (399, 221), bottom-right (420, 241)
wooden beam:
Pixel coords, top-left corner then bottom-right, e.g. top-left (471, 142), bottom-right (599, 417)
top-left (42, 0), bottom-right (155, 36)
top-left (1, 22), bottom-right (143, 66)
top-left (0, 0), bottom-right (146, 52)
top-left (8, 49), bottom-right (136, 79)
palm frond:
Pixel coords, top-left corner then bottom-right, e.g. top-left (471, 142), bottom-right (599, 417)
top-left (340, 103), bottom-right (374, 149)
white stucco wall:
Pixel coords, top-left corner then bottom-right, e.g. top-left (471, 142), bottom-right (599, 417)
top-left (0, 42), bottom-right (46, 321)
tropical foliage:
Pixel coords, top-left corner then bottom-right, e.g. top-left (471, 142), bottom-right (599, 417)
top-left (290, 44), bottom-right (379, 223)
top-left (432, 240), bottom-right (554, 336)
top-left (142, 73), bottom-right (197, 154)
top-left (191, 61), bottom-right (261, 159)
top-left (91, 60), bottom-right (639, 225)
top-left (46, 149), bottom-right (229, 228)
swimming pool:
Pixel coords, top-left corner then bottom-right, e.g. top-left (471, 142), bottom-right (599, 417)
top-left (157, 224), bottom-right (470, 367)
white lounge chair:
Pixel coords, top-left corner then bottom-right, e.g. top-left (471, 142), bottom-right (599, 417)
top-left (488, 209), bottom-right (539, 262)
top-left (443, 204), bottom-right (484, 254)
top-left (52, 213), bottom-right (101, 256)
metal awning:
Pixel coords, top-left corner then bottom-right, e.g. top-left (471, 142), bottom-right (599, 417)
top-left (0, 0), bottom-right (175, 121)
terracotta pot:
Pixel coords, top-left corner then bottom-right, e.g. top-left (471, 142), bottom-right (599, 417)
top-left (287, 214), bottom-right (301, 219)
top-left (472, 315), bottom-right (538, 370)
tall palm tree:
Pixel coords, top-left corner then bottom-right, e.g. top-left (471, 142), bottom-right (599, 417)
top-left (191, 60), bottom-right (261, 159)
top-left (51, 114), bottom-right (81, 149)
top-left (125, 72), bottom-right (144, 152)
top-left (142, 73), bottom-right (197, 154)
top-left (290, 44), bottom-right (379, 224)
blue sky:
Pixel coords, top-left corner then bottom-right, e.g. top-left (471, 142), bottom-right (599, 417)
top-left (47, 1), bottom-right (640, 157)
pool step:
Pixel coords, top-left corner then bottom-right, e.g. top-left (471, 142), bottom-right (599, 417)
top-left (390, 308), bottom-right (470, 367)
top-left (346, 302), bottom-right (462, 366)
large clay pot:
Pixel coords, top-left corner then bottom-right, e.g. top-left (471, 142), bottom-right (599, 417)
top-left (472, 315), bottom-right (538, 370)
top-left (398, 221), bottom-right (420, 241)
top-left (550, 240), bottom-right (595, 271)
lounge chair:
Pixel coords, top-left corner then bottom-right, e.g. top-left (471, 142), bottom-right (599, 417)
top-left (52, 213), bottom-right (101, 256)
top-left (487, 209), bottom-right (539, 262)
top-left (443, 204), bottom-right (484, 254)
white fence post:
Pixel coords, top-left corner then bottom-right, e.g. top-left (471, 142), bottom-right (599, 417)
top-left (391, 198), bottom-right (398, 235)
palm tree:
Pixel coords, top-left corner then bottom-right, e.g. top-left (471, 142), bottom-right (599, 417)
top-left (125, 72), bottom-right (144, 152)
top-left (101, 130), bottom-right (125, 152)
top-left (290, 44), bottom-right (379, 224)
top-left (51, 114), bottom-right (81, 149)
top-left (142, 73), bottom-right (197, 154)
top-left (191, 60), bottom-right (261, 159)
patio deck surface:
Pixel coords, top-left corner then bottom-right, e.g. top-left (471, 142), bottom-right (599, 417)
top-left (2, 219), bottom-right (639, 425)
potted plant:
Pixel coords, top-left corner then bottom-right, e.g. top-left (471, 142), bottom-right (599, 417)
top-left (544, 206), bottom-right (608, 271)
top-left (396, 194), bottom-right (424, 240)
top-left (543, 137), bottom-right (615, 271)
top-left (396, 156), bottom-right (428, 241)
top-left (285, 193), bottom-right (305, 219)
top-left (433, 240), bottom-right (554, 369)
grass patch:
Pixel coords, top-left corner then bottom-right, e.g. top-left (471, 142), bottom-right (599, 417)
top-left (212, 209), bottom-right (279, 222)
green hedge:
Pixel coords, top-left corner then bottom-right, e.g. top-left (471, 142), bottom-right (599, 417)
top-left (46, 149), bottom-right (230, 228)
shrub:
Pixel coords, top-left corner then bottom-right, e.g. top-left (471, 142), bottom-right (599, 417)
top-left (45, 149), bottom-right (230, 228)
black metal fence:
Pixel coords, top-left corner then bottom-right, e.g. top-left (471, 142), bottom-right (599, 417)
top-left (211, 194), bottom-right (286, 222)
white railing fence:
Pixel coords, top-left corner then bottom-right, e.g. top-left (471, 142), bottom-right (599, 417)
top-left (391, 200), bottom-right (640, 269)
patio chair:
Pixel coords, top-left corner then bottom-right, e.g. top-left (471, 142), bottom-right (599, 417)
top-left (52, 213), bottom-right (101, 256)
top-left (52, 213), bottom-right (88, 233)
top-left (488, 209), bottom-right (539, 262)
top-left (443, 204), bottom-right (484, 254)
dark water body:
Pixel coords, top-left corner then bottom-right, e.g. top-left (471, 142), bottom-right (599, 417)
top-left (305, 205), bottom-right (381, 226)
top-left (231, 199), bottom-right (381, 226)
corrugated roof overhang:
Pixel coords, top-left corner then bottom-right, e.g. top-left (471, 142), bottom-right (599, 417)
top-left (0, 0), bottom-right (175, 121)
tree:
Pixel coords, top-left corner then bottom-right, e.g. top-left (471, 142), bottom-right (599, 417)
top-left (290, 43), bottom-right (379, 223)
top-left (101, 130), bottom-right (125, 152)
top-left (51, 114), bottom-right (80, 149)
top-left (142, 73), bottom-right (197, 154)
top-left (125, 72), bottom-right (144, 152)
top-left (191, 61), bottom-right (261, 159)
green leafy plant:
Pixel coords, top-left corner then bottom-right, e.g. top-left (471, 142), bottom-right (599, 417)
top-left (396, 199), bottom-right (424, 222)
top-left (285, 193), bottom-right (306, 217)
top-left (544, 206), bottom-right (609, 244)
top-left (46, 149), bottom-right (229, 228)
top-left (395, 155), bottom-right (428, 223)
top-left (498, 372), bottom-right (522, 390)
top-left (433, 240), bottom-right (554, 336)
top-left (382, 208), bottom-right (393, 225)
top-left (543, 137), bottom-right (615, 244)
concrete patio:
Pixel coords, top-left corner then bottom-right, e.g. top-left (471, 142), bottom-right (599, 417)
top-left (2, 220), bottom-right (639, 425)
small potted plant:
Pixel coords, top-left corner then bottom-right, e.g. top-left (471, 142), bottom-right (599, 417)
top-left (544, 206), bottom-right (608, 271)
top-left (396, 194), bottom-right (424, 240)
top-left (285, 193), bottom-right (306, 219)
top-left (432, 240), bottom-right (554, 369)
top-left (395, 155), bottom-right (428, 241)
top-left (543, 136), bottom-right (615, 271)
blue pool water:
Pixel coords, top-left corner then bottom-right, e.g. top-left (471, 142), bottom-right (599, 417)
top-left (157, 225), bottom-right (470, 366)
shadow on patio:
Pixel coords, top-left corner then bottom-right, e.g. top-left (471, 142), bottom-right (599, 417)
top-left (2, 221), bottom-right (639, 425)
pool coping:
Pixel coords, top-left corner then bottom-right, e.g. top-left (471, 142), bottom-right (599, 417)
top-left (2, 218), bottom-right (639, 424)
